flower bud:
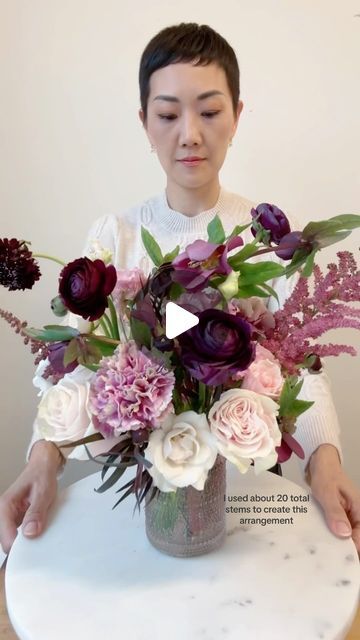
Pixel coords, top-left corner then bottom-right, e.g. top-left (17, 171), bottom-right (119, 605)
top-left (51, 295), bottom-right (68, 317)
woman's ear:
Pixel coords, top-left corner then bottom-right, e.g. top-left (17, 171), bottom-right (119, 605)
top-left (138, 108), bottom-right (146, 128)
top-left (232, 100), bottom-right (244, 135)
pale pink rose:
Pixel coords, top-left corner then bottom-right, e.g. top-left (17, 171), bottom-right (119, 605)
top-left (241, 345), bottom-right (284, 397)
top-left (228, 297), bottom-right (275, 330)
top-left (208, 388), bottom-right (281, 474)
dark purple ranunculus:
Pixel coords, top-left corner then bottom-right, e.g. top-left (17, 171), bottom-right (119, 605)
top-left (0, 238), bottom-right (41, 291)
top-left (251, 203), bottom-right (291, 244)
top-left (275, 231), bottom-right (303, 260)
top-left (172, 237), bottom-right (243, 292)
top-left (177, 309), bottom-right (255, 386)
top-left (48, 341), bottom-right (78, 374)
top-left (59, 257), bottom-right (116, 321)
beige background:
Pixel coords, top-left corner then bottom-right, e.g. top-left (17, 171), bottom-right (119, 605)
top-left (0, 0), bottom-right (359, 495)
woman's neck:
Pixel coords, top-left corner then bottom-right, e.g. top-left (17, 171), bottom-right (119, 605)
top-left (165, 180), bottom-right (221, 216)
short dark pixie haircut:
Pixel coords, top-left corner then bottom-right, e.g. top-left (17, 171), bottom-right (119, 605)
top-left (139, 23), bottom-right (240, 124)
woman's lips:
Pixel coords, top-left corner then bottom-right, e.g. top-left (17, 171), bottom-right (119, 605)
top-left (179, 158), bottom-right (205, 166)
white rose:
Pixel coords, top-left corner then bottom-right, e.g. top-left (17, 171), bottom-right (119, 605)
top-left (34, 366), bottom-right (94, 445)
top-left (145, 411), bottom-right (218, 492)
top-left (208, 389), bottom-right (281, 474)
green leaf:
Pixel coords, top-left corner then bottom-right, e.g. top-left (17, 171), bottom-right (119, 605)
top-left (86, 335), bottom-right (117, 357)
top-left (24, 325), bottom-right (80, 342)
top-left (302, 248), bottom-right (317, 277)
top-left (284, 246), bottom-right (313, 278)
top-left (238, 261), bottom-right (285, 286)
top-left (302, 214), bottom-right (360, 242)
top-left (261, 282), bottom-right (280, 305)
top-left (63, 339), bottom-right (80, 367)
top-left (168, 281), bottom-right (184, 300)
top-left (141, 226), bottom-right (163, 266)
top-left (236, 284), bottom-right (269, 298)
top-left (228, 244), bottom-right (259, 269)
top-left (226, 222), bottom-right (251, 241)
top-left (130, 316), bottom-right (152, 349)
top-left (278, 377), bottom-right (314, 419)
top-left (207, 214), bottom-right (226, 244)
top-left (163, 245), bottom-right (180, 262)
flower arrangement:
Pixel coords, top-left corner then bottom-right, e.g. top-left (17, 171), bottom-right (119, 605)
top-left (1, 207), bottom-right (360, 514)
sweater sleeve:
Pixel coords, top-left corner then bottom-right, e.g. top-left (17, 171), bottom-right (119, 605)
top-left (26, 215), bottom-right (119, 476)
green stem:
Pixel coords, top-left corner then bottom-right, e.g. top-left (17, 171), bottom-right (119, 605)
top-left (33, 253), bottom-right (66, 266)
top-left (107, 297), bottom-right (121, 341)
top-left (198, 381), bottom-right (206, 413)
top-left (83, 333), bottom-right (120, 346)
top-left (99, 317), bottom-right (111, 338)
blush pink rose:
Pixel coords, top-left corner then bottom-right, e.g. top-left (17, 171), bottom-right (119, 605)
top-left (208, 388), bottom-right (281, 474)
top-left (241, 345), bottom-right (284, 398)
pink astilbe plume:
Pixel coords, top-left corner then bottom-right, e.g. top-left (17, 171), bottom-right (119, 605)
top-left (262, 251), bottom-right (360, 374)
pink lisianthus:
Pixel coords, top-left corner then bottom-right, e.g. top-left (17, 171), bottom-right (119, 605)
top-left (228, 297), bottom-right (275, 331)
top-left (240, 345), bottom-right (284, 398)
top-left (208, 388), bottom-right (281, 474)
top-left (89, 340), bottom-right (175, 436)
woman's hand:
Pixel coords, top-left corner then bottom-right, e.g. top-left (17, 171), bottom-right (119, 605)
top-left (307, 444), bottom-right (360, 553)
top-left (0, 440), bottom-right (64, 554)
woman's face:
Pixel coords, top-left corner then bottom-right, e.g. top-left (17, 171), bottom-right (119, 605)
top-left (139, 62), bottom-right (243, 192)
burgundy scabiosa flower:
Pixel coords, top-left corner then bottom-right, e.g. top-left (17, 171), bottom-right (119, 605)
top-left (59, 257), bottom-right (116, 321)
top-left (178, 309), bottom-right (255, 386)
top-left (0, 238), bottom-right (41, 291)
top-left (251, 203), bottom-right (291, 244)
top-left (171, 236), bottom-right (243, 292)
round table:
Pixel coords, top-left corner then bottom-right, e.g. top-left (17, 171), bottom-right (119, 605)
top-left (5, 465), bottom-right (360, 640)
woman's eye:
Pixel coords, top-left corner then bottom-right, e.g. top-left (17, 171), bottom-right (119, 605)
top-left (158, 114), bottom-right (177, 121)
top-left (202, 111), bottom-right (220, 118)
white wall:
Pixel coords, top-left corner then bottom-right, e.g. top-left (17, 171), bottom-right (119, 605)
top-left (0, 1), bottom-right (359, 494)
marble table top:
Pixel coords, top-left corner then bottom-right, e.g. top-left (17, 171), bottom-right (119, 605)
top-left (5, 465), bottom-right (360, 640)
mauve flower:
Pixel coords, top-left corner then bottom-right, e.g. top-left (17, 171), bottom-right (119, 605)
top-left (208, 388), bottom-right (281, 474)
top-left (251, 203), bottom-right (291, 244)
top-left (59, 257), bottom-right (116, 321)
top-left (172, 236), bottom-right (243, 292)
top-left (89, 340), bottom-right (175, 436)
top-left (48, 341), bottom-right (78, 375)
top-left (228, 297), bottom-right (275, 331)
top-left (113, 267), bottom-right (146, 302)
top-left (276, 432), bottom-right (305, 463)
top-left (0, 238), bottom-right (41, 291)
top-left (178, 309), bottom-right (255, 385)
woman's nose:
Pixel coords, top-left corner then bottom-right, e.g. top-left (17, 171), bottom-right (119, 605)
top-left (178, 113), bottom-right (202, 147)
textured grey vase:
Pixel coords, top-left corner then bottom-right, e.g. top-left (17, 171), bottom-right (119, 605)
top-left (145, 455), bottom-right (226, 557)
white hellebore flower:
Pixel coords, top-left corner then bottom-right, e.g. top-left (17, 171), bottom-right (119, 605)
top-left (208, 388), bottom-right (282, 475)
top-left (146, 411), bottom-right (218, 493)
top-left (87, 239), bottom-right (113, 265)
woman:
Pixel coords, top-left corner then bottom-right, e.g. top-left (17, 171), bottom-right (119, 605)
top-left (0, 22), bottom-right (359, 554)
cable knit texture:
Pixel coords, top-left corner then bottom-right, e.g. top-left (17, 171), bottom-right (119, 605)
top-left (27, 187), bottom-right (343, 476)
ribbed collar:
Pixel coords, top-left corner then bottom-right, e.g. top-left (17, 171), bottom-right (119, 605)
top-left (153, 186), bottom-right (230, 234)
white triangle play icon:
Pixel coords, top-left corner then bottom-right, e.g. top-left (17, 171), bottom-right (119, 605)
top-left (165, 302), bottom-right (199, 339)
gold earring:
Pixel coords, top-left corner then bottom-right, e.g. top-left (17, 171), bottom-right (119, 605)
top-left (150, 144), bottom-right (156, 153)
top-left (229, 139), bottom-right (233, 147)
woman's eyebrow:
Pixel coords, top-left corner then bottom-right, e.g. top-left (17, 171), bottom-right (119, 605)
top-left (153, 90), bottom-right (225, 102)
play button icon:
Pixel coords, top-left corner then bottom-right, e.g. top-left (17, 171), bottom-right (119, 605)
top-left (165, 302), bottom-right (199, 339)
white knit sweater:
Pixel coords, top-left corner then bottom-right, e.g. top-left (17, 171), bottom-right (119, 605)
top-left (27, 186), bottom-right (343, 474)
